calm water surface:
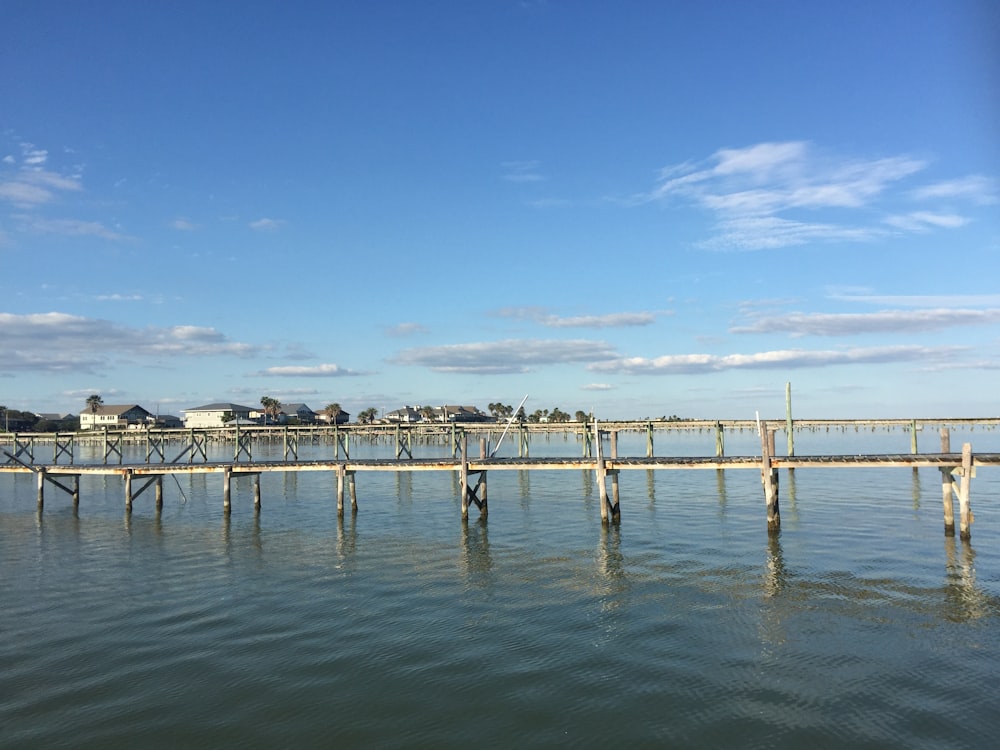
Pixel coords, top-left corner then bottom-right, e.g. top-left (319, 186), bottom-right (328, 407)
top-left (2, 429), bottom-right (999, 748)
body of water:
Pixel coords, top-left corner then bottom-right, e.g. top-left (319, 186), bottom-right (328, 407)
top-left (2, 428), bottom-right (999, 748)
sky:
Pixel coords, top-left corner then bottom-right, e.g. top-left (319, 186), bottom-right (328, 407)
top-left (1, 0), bottom-right (998, 421)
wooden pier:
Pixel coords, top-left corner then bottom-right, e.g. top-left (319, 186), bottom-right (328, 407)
top-left (3, 421), bottom-right (998, 539)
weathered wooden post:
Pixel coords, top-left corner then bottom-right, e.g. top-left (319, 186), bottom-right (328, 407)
top-left (760, 426), bottom-right (780, 532)
top-left (646, 422), bottom-right (654, 458)
top-left (336, 464), bottom-right (345, 516)
top-left (785, 382), bottom-right (795, 459)
top-left (72, 475), bottom-right (80, 507)
top-left (125, 469), bottom-right (133, 512)
top-left (715, 422), bottom-right (725, 457)
top-left (610, 430), bottom-right (620, 520)
top-left (348, 471), bottom-right (358, 513)
top-left (940, 428), bottom-right (955, 535)
top-left (155, 476), bottom-right (163, 511)
top-left (959, 442), bottom-right (973, 540)
top-left (479, 437), bottom-right (488, 514)
top-left (223, 467), bottom-right (232, 514)
top-left (594, 420), bottom-right (609, 523)
top-left (37, 468), bottom-right (45, 509)
top-left (460, 431), bottom-right (470, 519)
top-left (253, 473), bottom-right (261, 512)
top-left (910, 419), bottom-right (918, 454)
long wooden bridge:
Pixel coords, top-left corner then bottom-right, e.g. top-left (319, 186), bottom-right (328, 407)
top-left (3, 420), bottom-right (998, 540)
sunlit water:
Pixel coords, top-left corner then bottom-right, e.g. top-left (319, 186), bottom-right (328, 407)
top-left (2, 428), bottom-right (999, 748)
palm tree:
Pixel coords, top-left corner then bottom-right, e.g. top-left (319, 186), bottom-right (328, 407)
top-left (323, 403), bottom-right (343, 424)
top-left (260, 396), bottom-right (281, 424)
top-left (86, 394), bottom-right (103, 414)
top-left (357, 407), bottom-right (378, 424)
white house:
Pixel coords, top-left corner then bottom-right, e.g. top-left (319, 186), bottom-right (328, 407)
top-left (79, 404), bottom-right (153, 430)
top-left (182, 403), bottom-right (254, 428)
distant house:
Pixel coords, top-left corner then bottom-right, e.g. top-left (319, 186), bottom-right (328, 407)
top-left (280, 403), bottom-right (318, 424)
top-left (384, 406), bottom-right (422, 423)
top-left (433, 405), bottom-right (491, 423)
top-left (79, 404), bottom-right (153, 431)
top-left (182, 403), bottom-right (254, 429)
top-left (315, 407), bottom-right (350, 425)
top-left (152, 414), bottom-right (183, 429)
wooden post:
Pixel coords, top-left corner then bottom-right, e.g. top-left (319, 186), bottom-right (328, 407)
top-left (715, 422), bottom-right (725, 457)
top-left (610, 430), bottom-right (620, 522)
top-left (348, 472), bottom-right (358, 513)
top-left (155, 476), bottom-right (163, 511)
top-left (479, 437), bottom-right (488, 515)
top-left (125, 469), bottom-right (133, 512)
top-left (72, 475), bottom-right (80, 507)
top-left (223, 467), bottom-right (231, 514)
top-left (940, 428), bottom-right (954, 535)
top-left (646, 422), bottom-right (654, 458)
top-left (595, 421), bottom-right (608, 523)
top-left (253, 473), bottom-right (261, 512)
top-left (910, 419), bottom-right (918, 454)
top-left (37, 469), bottom-right (44, 509)
top-left (460, 431), bottom-right (469, 519)
top-left (336, 465), bottom-right (345, 516)
top-left (959, 442), bottom-right (973, 540)
top-left (761, 426), bottom-right (780, 532)
top-left (785, 382), bottom-right (794, 458)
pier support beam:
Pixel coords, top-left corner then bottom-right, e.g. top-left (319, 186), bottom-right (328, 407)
top-left (37, 469), bottom-right (45, 508)
top-left (254, 473), bottom-right (261, 512)
top-left (958, 443), bottom-right (973, 540)
top-left (125, 470), bottom-right (133, 512)
top-left (761, 427), bottom-right (780, 532)
top-left (223, 467), bottom-right (232, 514)
top-left (940, 428), bottom-right (955, 535)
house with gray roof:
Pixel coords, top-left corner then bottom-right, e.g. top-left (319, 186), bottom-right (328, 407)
top-left (182, 403), bottom-right (254, 429)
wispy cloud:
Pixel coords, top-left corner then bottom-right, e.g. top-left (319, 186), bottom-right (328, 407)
top-left (256, 364), bottom-right (368, 377)
top-left (172, 217), bottom-right (198, 230)
top-left (731, 309), bottom-right (1000, 336)
top-left (393, 338), bottom-right (618, 374)
top-left (13, 215), bottom-right (131, 241)
top-left (827, 291), bottom-right (1000, 307)
top-left (495, 306), bottom-right (659, 328)
top-left (637, 141), bottom-right (987, 250)
top-left (0, 141), bottom-right (82, 208)
top-left (249, 217), bottom-right (285, 231)
top-left (0, 312), bottom-right (262, 374)
top-left (502, 160), bottom-right (544, 182)
top-left (911, 175), bottom-right (997, 204)
top-left (588, 345), bottom-right (962, 375)
top-left (581, 383), bottom-right (614, 391)
top-left (385, 322), bottom-right (428, 337)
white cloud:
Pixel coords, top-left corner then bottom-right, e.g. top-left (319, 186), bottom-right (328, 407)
top-left (639, 141), bottom-right (986, 250)
top-left (827, 292), bottom-right (1000, 307)
top-left (495, 306), bottom-right (658, 328)
top-left (257, 364), bottom-right (367, 377)
top-left (588, 345), bottom-right (962, 374)
top-left (502, 160), bottom-right (544, 182)
top-left (385, 322), bottom-right (429, 337)
top-left (249, 217), bottom-right (285, 231)
top-left (13, 215), bottom-right (130, 241)
top-left (911, 175), bottom-right (997, 205)
top-left (393, 338), bottom-right (618, 374)
top-left (581, 383), bottom-right (614, 391)
top-left (731, 309), bottom-right (1000, 336)
top-left (172, 217), bottom-right (198, 230)
top-left (884, 212), bottom-right (968, 232)
top-left (0, 312), bottom-right (262, 374)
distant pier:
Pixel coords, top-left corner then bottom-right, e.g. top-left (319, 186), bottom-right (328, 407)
top-left (3, 420), bottom-right (998, 539)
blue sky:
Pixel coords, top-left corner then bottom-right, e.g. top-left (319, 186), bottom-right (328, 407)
top-left (2, 1), bottom-right (998, 420)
